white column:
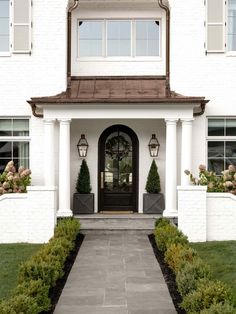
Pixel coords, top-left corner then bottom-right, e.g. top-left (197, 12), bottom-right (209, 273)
top-left (44, 119), bottom-right (55, 186)
top-left (181, 119), bottom-right (193, 185)
top-left (164, 119), bottom-right (178, 217)
top-left (58, 119), bottom-right (72, 217)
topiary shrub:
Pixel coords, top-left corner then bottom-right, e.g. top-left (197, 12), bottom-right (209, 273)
top-left (181, 278), bottom-right (234, 313)
top-left (176, 258), bottom-right (211, 297)
top-left (199, 301), bottom-right (236, 314)
top-left (154, 224), bottom-right (188, 252)
top-left (145, 160), bottom-right (161, 193)
top-left (164, 243), bottom-right (197, 273)
top-left (76, 159), bottom-right (91, 194)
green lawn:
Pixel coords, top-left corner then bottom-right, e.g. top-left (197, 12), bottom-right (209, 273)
top-left (191, 241), bottom-right (236, 300)
top-left (0, 244), bottom-right (41, 300)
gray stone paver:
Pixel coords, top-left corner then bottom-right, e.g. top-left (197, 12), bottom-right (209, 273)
top-left (54, 232), bottom-right (176, 314)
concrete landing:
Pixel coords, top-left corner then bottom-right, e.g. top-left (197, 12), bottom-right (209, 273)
top-left (54, 231), bottom-right (176, 314)
top-left (74, 214), bottom-right (162, 233)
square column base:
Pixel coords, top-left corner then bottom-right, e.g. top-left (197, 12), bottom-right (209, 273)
top-left (163, 209), bottom-right (178, 218)
top-left (57, 210), bottom-right (73, 218)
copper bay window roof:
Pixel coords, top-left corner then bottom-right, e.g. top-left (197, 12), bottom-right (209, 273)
top-left (28, 76), bottom-right (208, 117)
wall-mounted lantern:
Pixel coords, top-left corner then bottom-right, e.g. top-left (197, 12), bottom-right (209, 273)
top-left (148, 134), bottom-right (160, 157)
top-left (77, 134), bottom-right (88, 157)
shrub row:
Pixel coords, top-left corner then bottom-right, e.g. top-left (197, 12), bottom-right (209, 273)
top-left (0, 218), bottom-right (81, 314)
top-left (154, 218), bottom-right (236, 313)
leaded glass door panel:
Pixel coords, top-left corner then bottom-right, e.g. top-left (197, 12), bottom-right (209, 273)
top-left (98, 125), bottom-right (138, 212)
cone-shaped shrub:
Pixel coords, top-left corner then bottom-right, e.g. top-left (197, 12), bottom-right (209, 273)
top-left (76, 159), bottom-right (91, 194)
top-left (145, 160), bottom-right (161, 193)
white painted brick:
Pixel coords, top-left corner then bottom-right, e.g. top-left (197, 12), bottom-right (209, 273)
top-left (0, 187), bottom-right (57, 243)
top-left (178, 187), bottom-right (236, 242)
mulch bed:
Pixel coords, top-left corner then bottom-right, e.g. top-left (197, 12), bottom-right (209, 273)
top-left (42, 233), bottom-right (85, 314)
top-left (148, 234), bottom-right (186, 314)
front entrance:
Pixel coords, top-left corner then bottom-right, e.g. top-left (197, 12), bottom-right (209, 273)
top-left (98, 125), bottom-right (139, 212)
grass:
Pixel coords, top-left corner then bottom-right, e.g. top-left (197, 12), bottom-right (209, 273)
top-left (191, 241), bottom-right (236, 300)
top-left (0, 243), bottom-right (41, 300)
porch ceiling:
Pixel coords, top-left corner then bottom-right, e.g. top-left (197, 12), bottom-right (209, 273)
top-left (27, 76), bottom-right (208, 117)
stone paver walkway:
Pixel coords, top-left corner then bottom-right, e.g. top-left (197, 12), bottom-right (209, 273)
top-left (54, 232), bottom-right (176, 314)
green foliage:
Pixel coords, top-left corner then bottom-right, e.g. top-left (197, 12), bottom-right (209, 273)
top-left (181, 279), bottom-right (234, 313)
top-left (154, 217), bottom-right (170, 228)
top-left (191, 241), bottom-right (236, 304)
top-left (76, 159), bottom-right (91, 194)
top-left (199, 301), bottom-right (236, 314)
top-left (1, 218), bottom-right (81, 314)
top-left (164, 243), bottom-right (197, 273)
top-left (176, 258), bottom-right (211, 297)
top-left (54, 218), bottom-right (81, 242)
top-left (18, 258), bottom-right (63, 287)
top-left (145, 160), bottom-right (161, 193)
top-left (13, 280), bottom-right (50, 313)
top-left (154, 223), bottom-right (188, 252)
top-left (0, 294), bottom-right (39, 314)
top-left (0, 244), bottom-right (41, 300)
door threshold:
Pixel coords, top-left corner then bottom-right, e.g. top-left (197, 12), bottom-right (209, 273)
top-left (99, 211), bottom-right (134, 214)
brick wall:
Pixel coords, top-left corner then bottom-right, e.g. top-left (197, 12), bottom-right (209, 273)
top-left (0, 187), bottom-right (57, 243)
top-left (178, 186), bottom-right (236, 242)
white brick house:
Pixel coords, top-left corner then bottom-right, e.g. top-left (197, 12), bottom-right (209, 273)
top-left (1, 0), bottom-right (236, 221)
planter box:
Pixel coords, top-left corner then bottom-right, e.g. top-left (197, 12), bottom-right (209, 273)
top-left (143, 193), bottom-right (165, 214)
top-left (73, 193), bottom-right (94, 214)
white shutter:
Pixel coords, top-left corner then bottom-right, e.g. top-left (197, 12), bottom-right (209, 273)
top-left (13, 0), bottom-right (31, 53)
top-left (206, 0), bottom-right (225, 53)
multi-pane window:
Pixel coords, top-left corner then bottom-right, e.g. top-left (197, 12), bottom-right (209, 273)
top-left (0, 0), bottom-right (10, 52)
top-left (79, 21), bottom-right (103, 57)
top-left (228, 0), bottom-right (236, 51)
top-left (207, 118), bottom-right (236, 174)
top-left (78, 20), bottom-right (160, 58)
top-left (107, 21), bottom-right (131, 57)
top-left (136, 21), bottom-right (160, 56)
top-left (0, 119), bottom-right (30, 172)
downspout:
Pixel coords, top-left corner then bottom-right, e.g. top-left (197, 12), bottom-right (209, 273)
top-left (158, 0), bottom-right (171, 96)
top-left (67, 0), bottom-right (79, 89)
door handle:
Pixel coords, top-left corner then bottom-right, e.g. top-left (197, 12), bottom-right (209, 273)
top-left (101, 172), bottom-right (104, 189)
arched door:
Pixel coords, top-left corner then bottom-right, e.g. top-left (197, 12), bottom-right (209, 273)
top-left (98, 125), bottom-right (139, 212)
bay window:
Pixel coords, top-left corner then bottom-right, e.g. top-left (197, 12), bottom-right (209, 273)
top-left (78, 19), bottom-right (160, 58)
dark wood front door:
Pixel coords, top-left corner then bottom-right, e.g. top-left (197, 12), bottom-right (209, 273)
top-left (98, 125), bottom-right (139, 212)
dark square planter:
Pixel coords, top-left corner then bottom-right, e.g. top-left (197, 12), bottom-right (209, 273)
top-left (73, 193), bottom-right (94, 214)
top-left (143, 193), bottom-right (165, 214)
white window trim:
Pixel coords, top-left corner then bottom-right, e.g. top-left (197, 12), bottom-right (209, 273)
top-left (0, 117), bottom-right (31, 169)
top-left (206, 117), bottom-right (236, 171)
top-left (0, 0), bottom-right (11, 56)
top-left (76, 18), bottom-right (162, 61)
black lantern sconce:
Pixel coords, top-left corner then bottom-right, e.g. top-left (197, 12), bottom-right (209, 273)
top-left (148, 134), bottom-right (160, 157)
top-left (77, 134), bottom-right (89, 157)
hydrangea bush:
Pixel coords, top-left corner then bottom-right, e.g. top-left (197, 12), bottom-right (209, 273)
top-left (185, 164), bottom-right (236, 194)
top-left (0, 161), bottom-right (31, 195)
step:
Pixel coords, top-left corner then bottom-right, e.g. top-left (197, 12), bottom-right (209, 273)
top-left (74, 213), bottom-right (162, 233)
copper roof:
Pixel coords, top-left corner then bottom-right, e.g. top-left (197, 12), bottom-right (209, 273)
top-left (28, 76), bottom-right (208, 105)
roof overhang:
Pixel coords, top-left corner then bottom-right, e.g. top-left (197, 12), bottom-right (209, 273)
top-left (28, 76), bottom-right (209, 118)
